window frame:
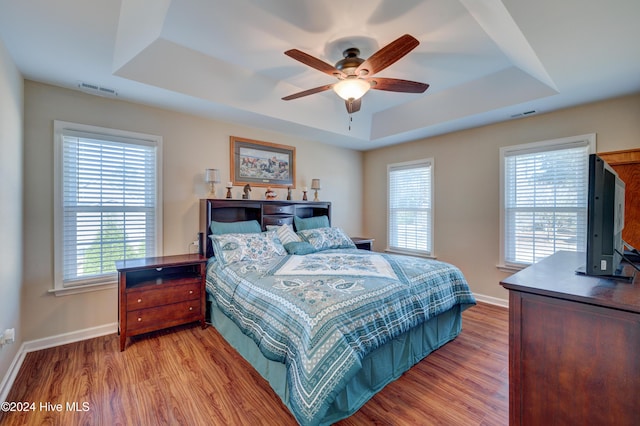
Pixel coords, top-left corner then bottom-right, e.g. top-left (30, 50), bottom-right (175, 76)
top-left (499, 133), bottom-right (595, 271)
top-left (53, 121), bottom-right (163, 296)
top-left (386, 158), bottom-right (434, 257)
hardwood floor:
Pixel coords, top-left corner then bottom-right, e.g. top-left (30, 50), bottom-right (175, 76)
top-left (0, 303), bottom-right (508, 426)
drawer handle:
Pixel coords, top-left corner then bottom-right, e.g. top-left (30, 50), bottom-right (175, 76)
top-left (137, 298), bottom-right (142, 303)
top-left (137, 317), bottom-right (142, 322)
top-left (189, 290), bottom-right (193, 294)
top-left (189, 306), bottom-right (193, 311)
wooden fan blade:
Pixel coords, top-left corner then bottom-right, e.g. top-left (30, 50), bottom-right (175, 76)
top-left (345, 98), bottom-right (361, 114)
top-left (282, 84), bottom-right (333, 101)
top-left (369, 77), bottom-right (429, 93)
top-left (285, 49), bottom-right (346, 78)
top-left (356, 34), bottom-right (419, 76)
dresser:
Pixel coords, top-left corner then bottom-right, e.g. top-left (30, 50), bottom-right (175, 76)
top-left (117, 254), bottom-right (207, 351)
top-left (500, 251), bottom-right (640, 425)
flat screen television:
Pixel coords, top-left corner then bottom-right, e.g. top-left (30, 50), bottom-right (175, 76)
top-left (579, 153), bottom-right (628, 278)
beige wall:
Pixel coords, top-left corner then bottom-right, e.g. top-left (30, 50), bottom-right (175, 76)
top-left (16, 79), bottom-right (640, 344)
top-left (22, 81), bottom-right (363, 341)
top-left (363, 94), bottom-right (640, 302)
top-left (0, 39), bottom-right (23, 386)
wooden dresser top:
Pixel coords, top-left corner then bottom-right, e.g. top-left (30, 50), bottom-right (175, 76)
top-left (500, 251), bottom-right (640, 313)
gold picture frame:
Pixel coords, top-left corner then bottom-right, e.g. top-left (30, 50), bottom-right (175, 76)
top-left (230, 136), bottom-right (296, 188)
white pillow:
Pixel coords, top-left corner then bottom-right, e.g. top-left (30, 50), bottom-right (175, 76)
top-left (266, 223), bottom-right (301, 245)
top-left (297, 227), bottom-right (356, 251)
top-left (211, 231), bottom-right (286, 265)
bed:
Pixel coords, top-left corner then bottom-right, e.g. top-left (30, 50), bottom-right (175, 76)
top-left (199, 199), bottom-right (476, 425)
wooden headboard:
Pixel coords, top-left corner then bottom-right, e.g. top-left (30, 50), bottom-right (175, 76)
top-left (199, 199), bottom-right (332, 258)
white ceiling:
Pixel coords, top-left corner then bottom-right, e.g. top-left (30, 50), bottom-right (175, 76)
top-left (1, 0), bottom-right (639, 150)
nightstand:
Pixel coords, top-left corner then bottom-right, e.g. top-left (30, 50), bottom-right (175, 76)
top-left (116, 254), bottom-right (207, 351)
top-left (351, 237), bottom-right (375, 251)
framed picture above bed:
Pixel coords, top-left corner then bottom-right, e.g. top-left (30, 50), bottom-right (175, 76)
top-left (230, 136), bottom-right (296, 188)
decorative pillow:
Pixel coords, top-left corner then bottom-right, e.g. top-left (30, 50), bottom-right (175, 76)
top-left (297, 227), bottom-right (356, 251)
top-left (284, 241), bottom-right (316, 255)
top-left (294, 215), bottom-right (330, 231)
top-left (210, 220), bottom-right (261, 235)
top-left (266, 224), bottom-right (302, 245)
top-left (210, 231), bottom-right (285, 265)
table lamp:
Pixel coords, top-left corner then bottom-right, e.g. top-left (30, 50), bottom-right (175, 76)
top-left (311, 179), bottom-right (321, 201)
top-left (205, 168), bottom-right (220, 197)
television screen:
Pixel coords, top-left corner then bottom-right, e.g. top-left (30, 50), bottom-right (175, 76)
top-left (582, 154), bottom-right (627, 278)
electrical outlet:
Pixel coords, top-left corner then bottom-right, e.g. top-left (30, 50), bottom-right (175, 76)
top-left (0, 328), bottom-right (15, 346)
top-left (192, 239), bottom-right (200, 248)
top-left (4, 328), bottom-right (15, 344)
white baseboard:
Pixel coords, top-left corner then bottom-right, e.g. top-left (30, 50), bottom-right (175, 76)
top-left (21, 323), bottom-right (117, 353)
top-left (0, 322), bottom-right (117, 402)
top-left (474, 292), bottom-right (509, 308)
top-left (0, 343), bottom-right (27, 403)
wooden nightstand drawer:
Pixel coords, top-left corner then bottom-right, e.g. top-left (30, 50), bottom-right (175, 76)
top-left (126, 281), bottom-right (201, 311)
top-left (126, 300), bottom-right (201, 335)
top-left (263, 204), bottom-right (295, 215)
top-left (263, 215), bottom-right (294, 227)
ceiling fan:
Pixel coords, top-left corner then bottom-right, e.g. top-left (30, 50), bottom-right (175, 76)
top-left (282, 34), bottom-right (429, 114)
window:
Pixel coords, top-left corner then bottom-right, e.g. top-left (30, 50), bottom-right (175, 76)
top-left (500, 134), bottom-right (595, 268)
top-left (387, 159), bottom-right (433, 256)
top-left (54, 121), bottom-right (162, 294)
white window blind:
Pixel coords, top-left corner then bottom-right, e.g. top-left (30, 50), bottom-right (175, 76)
top-left (54, 122), bottom-right (162, 291)
top-left (501, 135), bottom-right (594, 266)
top-left (388, 159), bottom-right (433, 256)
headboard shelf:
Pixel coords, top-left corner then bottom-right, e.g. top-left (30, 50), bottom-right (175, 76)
top-left (199, 199), bottom-right (331, 257)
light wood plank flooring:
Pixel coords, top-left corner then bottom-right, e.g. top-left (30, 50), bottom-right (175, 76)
top-left (1, 303), bottom-right (508, 425)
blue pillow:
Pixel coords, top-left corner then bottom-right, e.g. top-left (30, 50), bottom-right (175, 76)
top-left (284, 241), bottom-right (316, 255)
top-left (294, 215), bottom-right (330, 231)
top-left (210, 220), bottom-right (261, 235)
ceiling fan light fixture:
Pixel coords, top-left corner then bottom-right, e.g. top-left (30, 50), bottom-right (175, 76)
top-left (282, 35), bottom-right (426, 112)
top-left (333, 77), bottom-right (370, 101)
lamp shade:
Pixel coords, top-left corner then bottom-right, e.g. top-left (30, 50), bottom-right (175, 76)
top-left (311, 179), bottom-right (321, 190)
top-left (333, 77), bottom-right (370, 101)
top-left (205, 168), bottom-right (220, 183)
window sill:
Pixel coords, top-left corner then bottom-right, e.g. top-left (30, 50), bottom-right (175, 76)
top-left (49, 281), bottom-right (117, 297)
top-left (385, 248), bottom-right (436, 260)
top-left (496, 264), bottom-right (527, 274)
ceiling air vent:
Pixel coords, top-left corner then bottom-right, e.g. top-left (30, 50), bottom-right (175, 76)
top-left (77, 82), bottom-right (118, 97)
top-left (510, 110), bottom-right (537, 118)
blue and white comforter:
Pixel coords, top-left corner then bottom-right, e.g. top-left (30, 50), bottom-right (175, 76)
top-left (206, 248), bottom-right (475, 425)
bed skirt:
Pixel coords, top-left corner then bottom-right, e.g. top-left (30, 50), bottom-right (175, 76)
top-left (207, 295), bottom-right (465, 425)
